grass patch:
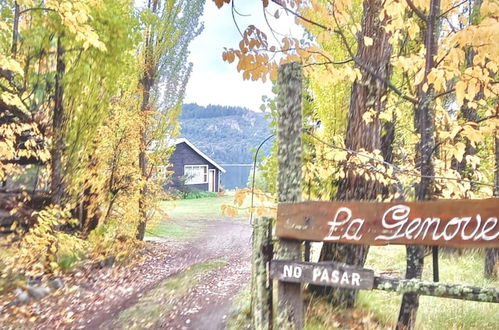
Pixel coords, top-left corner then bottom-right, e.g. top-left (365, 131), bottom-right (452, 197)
top-left (147, 195), bottom-right (243, 241)
top-left (183, 190), bottom-right (219, 199)
top-left (146, 220), bottom-right (197, 241)
top-left (305, 295), bottom-right (385, 330)
top-left (160, 194), bottom-right (246, 221)
top-left (102, 259), bottom-right (227, 330)
top-left (226, 284), bottom-right (251, 330)
top-left (358, 246), bottom-right (499, 329)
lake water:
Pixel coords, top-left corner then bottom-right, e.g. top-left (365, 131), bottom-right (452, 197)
top-left (220, 164), bottom-right (253, 190)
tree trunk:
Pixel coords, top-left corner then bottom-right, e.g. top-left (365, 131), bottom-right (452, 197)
top-left (136, 59), bottom-right (153, 240)
top-left (397, 1), bottom-right (441, 329)
top-left (453, 0), bottom-right (482, 188)
top-left (314, 0), bottom-right (392, 308)
top-left (485, 131), bottom-right (499, 278)
top-left (136, 87), bottom-right (150, 240)
top-left (80, 151), bottom-right (101, 237)
top-left (136, 1), bottom-right (156, 240)
top-left (11, 1), bottom-right (19, 58)
top-left (485, 249), bottom-right (499, 279)
top-left (51, 36), bottom-right (66, 205)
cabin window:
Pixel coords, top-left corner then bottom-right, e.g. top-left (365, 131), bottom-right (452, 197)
top-left (184, 165), bottom-right (208, 184)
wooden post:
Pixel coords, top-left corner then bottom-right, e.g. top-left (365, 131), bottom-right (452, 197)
top-left (251, 216), bottom-right (273, 330)
top-left (275, 62), bottom-right (304, 329)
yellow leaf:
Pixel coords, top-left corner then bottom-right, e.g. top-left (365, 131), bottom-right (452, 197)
top-left (379, 110), bottom-right (393, 121)
top-left (453, 142), bottom-right (466, 162)
top-left (332, 150), bottom-right (348, 162)
top-left (0, 55), bottom-right (24, 76)
top-left (414, 68), bottom-right (425, 86)
top-left (362, 111), bottom-right (374, 124)
top-left (363, 36), bottom-right (373, 47)
top-left (422, 83), bottom-right (428, 93)
top-left (408, 20), bottom-right (420, 39)
top-left (455, 80), bottom-right (466, 106)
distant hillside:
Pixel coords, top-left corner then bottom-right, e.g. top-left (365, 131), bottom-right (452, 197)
top-left (180, 103), bottom-right (272, 164)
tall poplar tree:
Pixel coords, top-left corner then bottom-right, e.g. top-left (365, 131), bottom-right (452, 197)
top-left (136, 0), bottom-right (205, 240)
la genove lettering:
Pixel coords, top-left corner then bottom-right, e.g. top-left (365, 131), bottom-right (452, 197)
top-left (325, 205), bottom-right (499, 242)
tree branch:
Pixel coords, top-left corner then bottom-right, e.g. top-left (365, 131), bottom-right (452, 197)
top-left (406, 0), bottom-right (428, 22)
top-left (271, 0), bottom-right (332, 31)
top-left (303, 58), bottom-right (354, 67)
top-left (0, 99), bottom-right (31, 122)
top-left (231, 0), bottom-right (244, 37)
top-left (375, 277), bottom-right (499, 302)
top-left (19, 7), bottom-right (56, 15)
top-left (439, 0), bottom-right (468, 18)
top-left (433, 88), bottom-right (455, 99)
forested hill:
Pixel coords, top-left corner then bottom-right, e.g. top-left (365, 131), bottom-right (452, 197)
top-left (180, 103), bottom-right (272, 164)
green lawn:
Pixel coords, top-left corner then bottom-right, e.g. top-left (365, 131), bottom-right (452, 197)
top-left (146, 194), bottom-right (247, 241)
top-left (160, 195), bottom-right (241, 221)
top-left (358, 246), bottom-right (499, 329)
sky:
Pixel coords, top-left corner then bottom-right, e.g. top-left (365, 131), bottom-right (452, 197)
top-left (183, 1), bottom-right (301, 112)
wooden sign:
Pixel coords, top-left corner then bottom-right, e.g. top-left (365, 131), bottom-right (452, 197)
top-left (277, 199), bottom-right (499, 248)
top-left (270, 260), bottom-right (374, 289)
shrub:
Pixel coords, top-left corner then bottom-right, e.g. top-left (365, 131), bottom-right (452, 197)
top-left (183, 189), bottom-right (218, 199)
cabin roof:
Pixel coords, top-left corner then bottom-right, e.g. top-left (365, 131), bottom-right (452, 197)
top-left (175, 138), bottom-right (226, 173)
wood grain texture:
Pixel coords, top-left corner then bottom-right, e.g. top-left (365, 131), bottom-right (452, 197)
top-left (277, 199), bottom-right (499, 248)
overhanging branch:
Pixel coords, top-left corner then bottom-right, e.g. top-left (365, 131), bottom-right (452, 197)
top-left (0, 99), bottom-right (31, 122)
top-left (406, 0), bottom-right (428, 22)
top-left (271, 0), bottom-right (332, 31)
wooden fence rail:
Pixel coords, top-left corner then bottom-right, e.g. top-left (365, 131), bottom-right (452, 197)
top-left (373, 277), bottom-right (499, 303)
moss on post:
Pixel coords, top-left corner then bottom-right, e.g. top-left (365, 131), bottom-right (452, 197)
top-left (275, 62), bottom-right (304, 329)
top-left (374, 277), bottom-right (499, 303)
top-left (251, 216), bottom-right (273, 330)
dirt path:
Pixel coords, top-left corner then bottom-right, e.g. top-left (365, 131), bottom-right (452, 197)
top-left (86, 218), bottom-right (252, 330)
top-left (84, 218), bottom-right (251, 330)
top-left (0, 217), bottom-right (252, 329)
top-left (158, 247), bottom-right (250, 330)
top-left (152, 219), bottom-right (252, 329)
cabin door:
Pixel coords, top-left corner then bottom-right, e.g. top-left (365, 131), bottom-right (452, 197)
top-left (208, 169), bottom-right (216, 192)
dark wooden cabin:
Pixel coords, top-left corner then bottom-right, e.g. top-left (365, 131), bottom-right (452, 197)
top-left (168, 138), bottom-right (226, 192)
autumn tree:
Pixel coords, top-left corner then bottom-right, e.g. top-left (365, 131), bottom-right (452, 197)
top-left (1, 0), bottom-right (138, 209)
top-left (0, 0), bottom-right (145, 277)
top-left (214, 0), bottom-right (499, 327)
top-left (136, 0), bottom-right (204, 240)
top-left (306, 0), bottom-right (394, 307)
